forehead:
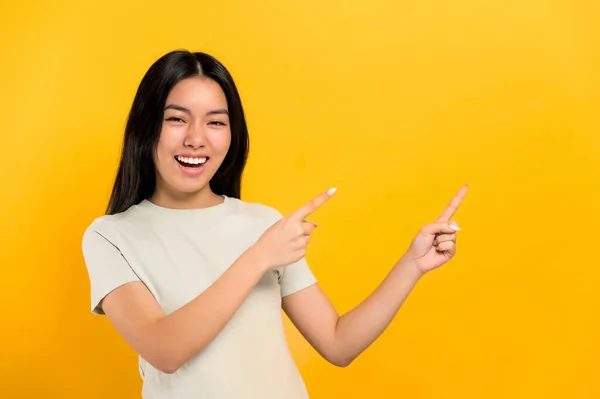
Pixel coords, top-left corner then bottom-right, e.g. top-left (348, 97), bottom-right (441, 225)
top-left (165, 76), bottom-right (228, 110)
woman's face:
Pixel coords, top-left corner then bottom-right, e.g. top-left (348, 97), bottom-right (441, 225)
top-left (153, 76), bottom-right (231, 204)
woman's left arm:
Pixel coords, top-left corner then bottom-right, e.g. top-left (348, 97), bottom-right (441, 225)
top-left (282, 185), bottom-right (468, 367)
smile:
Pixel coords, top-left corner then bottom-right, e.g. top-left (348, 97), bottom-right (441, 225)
top-left (175, 155), bottom-right (208, 168)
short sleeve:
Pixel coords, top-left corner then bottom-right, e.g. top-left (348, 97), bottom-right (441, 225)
top-left (277, 258), bottom-right (317, 297)
top-left (82, 227), bottom-right (141, 315)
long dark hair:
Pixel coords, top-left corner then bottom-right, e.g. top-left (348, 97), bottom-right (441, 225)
top-left (106, 50), bottom-right (249, 215)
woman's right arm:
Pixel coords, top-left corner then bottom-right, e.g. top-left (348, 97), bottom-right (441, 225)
top-left (101, 248), bottom-right (266, 374)
top-left (98, 189), bottom-right (334, 374)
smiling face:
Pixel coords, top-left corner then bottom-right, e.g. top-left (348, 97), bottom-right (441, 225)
top-left (151, 76), bottom-right (232, 207)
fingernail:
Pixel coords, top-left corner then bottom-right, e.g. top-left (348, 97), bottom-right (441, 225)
top-left (449, 221), bottom-right (461, 231)
top-left (326, 188), bottom-right (337, 196)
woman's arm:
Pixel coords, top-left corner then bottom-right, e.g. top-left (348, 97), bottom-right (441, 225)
top-left (97, 189), bottom-right (335, 374)
top-left (102, 249), bottom-right (265, 374)
top-left (282, 257), bottom-right (422, 367)
top-left (283, 186), bottom-right (467, 367)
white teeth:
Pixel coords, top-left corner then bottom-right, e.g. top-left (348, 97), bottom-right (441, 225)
top-left (176, 156), bottom-right (207, 165)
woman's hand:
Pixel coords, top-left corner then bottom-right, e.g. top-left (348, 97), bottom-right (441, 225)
top-left (403, 185), bottom-right (468, 275)
top-left (250, 188), bottom-right (337, 271)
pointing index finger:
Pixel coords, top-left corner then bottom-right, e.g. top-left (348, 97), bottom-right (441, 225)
top-left (436, 185), bottom-right (468, 222)
top-left (289, 188), bottom-right (337, 220)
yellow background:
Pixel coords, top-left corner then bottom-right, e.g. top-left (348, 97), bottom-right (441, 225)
top-left (1, 0), bottom-right (599, 398)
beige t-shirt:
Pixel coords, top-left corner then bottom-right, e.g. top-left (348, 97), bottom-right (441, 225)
top-left (82, 196), bottom-right (317, 399)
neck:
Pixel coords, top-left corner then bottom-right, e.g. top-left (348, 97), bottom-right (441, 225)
top-left (149, 186), bottom-right (224, 210)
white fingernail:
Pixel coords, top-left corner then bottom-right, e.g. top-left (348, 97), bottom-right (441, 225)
top-left (327, 188), bottom-right (337, 196)
top-left (449, 221), bottom-right (460, 231)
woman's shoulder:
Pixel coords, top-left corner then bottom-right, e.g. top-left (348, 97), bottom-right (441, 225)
top-left (82, 205), bottom-right (144, 241)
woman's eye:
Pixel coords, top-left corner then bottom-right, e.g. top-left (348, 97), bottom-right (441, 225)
top-left (166, 117), bottom-right (185, 123)
top-left (208, 121), bottom-right (226, 126)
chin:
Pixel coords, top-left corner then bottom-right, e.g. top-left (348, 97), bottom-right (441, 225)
top-left (156, 165), bottom-right (217, 197)
top-left (177, 182), bottom-right (211, 195)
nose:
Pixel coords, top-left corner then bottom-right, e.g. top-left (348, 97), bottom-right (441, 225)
top-left (183, 123), bottom-right (206, 149)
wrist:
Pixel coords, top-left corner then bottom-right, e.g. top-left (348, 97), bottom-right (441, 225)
top-left (243, 244), bottom-right (270, 274)
top-left (394, 256), bottom-right (425, 281)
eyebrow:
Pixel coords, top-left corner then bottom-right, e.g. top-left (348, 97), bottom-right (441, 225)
top-left (164, 104), bottom-right (229, 116)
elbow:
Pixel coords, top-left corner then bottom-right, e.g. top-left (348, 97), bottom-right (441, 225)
top-left (330, 357), bottom-right (354, 368)
top-left (156, 362), bottom-right (179, 375)
top-left (326, 352), bottom-right (355, 368)
top-left (148, 354), bottom-right (185, 375)
top-left (320, 342), bottom-right (357, 367)
top-left (143, 335), bottom-right (209, 374)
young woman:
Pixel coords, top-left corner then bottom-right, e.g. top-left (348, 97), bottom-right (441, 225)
top-left (82, 49), bottom-right (467, 399)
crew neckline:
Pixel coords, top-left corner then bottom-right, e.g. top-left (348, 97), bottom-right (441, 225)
top-left (134, 195), bottom-right (235, 223)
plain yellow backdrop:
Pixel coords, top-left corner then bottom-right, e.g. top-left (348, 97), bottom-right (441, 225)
top-left (1, 0), bottom-right (599, 398)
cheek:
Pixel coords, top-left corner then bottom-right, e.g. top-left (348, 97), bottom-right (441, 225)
top-left (155, 127), bottom-right (179, 161)
top-left (213, 129), bottom-right (232, 156)
top-left (152, 142), bottom-right (172, 173)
